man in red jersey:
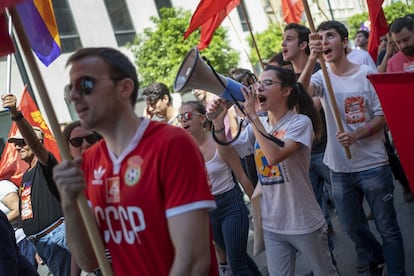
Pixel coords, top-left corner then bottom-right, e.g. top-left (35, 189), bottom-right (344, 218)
top-left (54, 47), bottom-right (218, 275)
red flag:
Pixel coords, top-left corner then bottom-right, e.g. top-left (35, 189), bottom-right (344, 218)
top-left (0, 0), bottom-right (27, 10)
top-left (0, 11), bottom-right (15, 57)
top-left (184, 0), bottom-right (240, 50)
top-left (367, 72), bottom-right (414, 193)
top-left (367, 0), bottom-right (388, 61)
top-left (0, 86), bottom-right (61, 186)
top-left (282, 0), bottom-right (304, 24)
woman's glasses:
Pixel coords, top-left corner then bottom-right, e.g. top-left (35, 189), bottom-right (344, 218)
top-left (252, 80), bottom-right (283, 90)
top-left (69, 134), bottom-right (99, 147)
top-left (177, 111), bottom-right (203, 123)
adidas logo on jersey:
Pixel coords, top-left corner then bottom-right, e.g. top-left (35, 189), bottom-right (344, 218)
top-left (92, 166), bottom-right (106, 185)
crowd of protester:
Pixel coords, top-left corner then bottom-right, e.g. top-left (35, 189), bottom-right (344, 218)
top-left (1, 14), bottom-right (414, 276)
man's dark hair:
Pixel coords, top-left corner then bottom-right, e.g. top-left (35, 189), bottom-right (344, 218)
top-left (317, 21), bottom-right (349, 53)
top-left (267, 52), bottom-right (292, 67)
top-left (390, 16), bottom-right (414, 34)
top-left (142, 82), bottom-right (172, 105)
top-left (228, 68), bottom-right (257, 86)
top-left (317, 20), bottom-right (349, 41)
top-left (355, 30), bottom-right (369, 39)
top-left (66, 47), bottom-right (139, 107)
top-left (284, 23), bottom-right (311, 55)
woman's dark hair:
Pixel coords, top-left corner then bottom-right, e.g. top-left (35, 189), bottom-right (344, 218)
top-left (62, 120), bottom-right (81, 142)
top-left (264, 65), bottom-right (322, 140)
top-left (180, 100), bottom-right (212, 130)
top-left (62, 120), bottom-right (102, 143)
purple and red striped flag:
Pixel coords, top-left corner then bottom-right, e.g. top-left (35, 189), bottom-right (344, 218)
top-left (15, 0), bottom-right (61, 66)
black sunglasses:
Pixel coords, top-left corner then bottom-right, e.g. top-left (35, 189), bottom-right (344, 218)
top-left (13, 140), bottom-right (26, 148)
top-left (64, 76), bottom-right (118, 103)
top-left (69, 134), bottom-right (99, 148)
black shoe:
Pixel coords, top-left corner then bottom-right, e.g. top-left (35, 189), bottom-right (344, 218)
top-left (370, 261), bottom-right (385, 276)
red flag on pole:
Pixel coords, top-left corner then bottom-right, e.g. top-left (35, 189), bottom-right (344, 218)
top-left (0, 11), bottom-right (15, 57)
top-left (367, 72), bottom-right (414, 193)
top-left (281, 0), bottom-right (304, 24)
top-left (0, 86), bottom-right (61, 186)
top-left (367, 0), bottom-right (388, 61)
top-left (184, 0), bottom-right (240, 50)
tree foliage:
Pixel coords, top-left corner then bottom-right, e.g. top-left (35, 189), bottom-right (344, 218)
top-left (348, 1), bottom-right (414, 39)
top-left (128, 7), bottom-right (239, 91)
top-left (247, 23), bottom-right (284, 67)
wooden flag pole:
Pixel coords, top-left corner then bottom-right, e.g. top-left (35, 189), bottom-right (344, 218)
top-left (240, 0), bottom-right (264, 70)
top-left (8, 7), bottom-right (113, 276)
top-left (301, 0), bottom-right (352, 159)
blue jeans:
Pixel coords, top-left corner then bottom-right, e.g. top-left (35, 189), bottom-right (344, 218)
top-left (331, 165), bottom-right (405, 276)
top-left (210, 185), bottom-right (261, 276)
top-left (309, 152), bottom-right (332, 226)
top-left (33, 222), bottom-right (71, 276)
top-left (18, 237), bottom-right (37, 269)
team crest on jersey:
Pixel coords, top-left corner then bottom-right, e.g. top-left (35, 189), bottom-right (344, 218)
top-left (124, 156), bottom-right (143, 186)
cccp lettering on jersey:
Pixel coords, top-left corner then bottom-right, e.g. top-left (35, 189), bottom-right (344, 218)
top-left (95, 206), bottom-right (146, 245)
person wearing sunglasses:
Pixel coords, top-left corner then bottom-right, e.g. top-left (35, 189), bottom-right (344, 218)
top-left (179, 101), bottom-right (260, 276)
top-left (53, 47), bottom-right (218, 276)
top-left (142, 82), bottom-right (180, 126)
top-left (2, 94), bottom-right (72, 276)
top-left (62, 120), bottom-right (101, 159)
top-left (210, 66), bottom-right (339, 276)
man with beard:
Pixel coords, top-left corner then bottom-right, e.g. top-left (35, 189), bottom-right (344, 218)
top-left (387, 16), bottom-right (414, 72)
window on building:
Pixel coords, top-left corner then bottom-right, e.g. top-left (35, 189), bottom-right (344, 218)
top-left (154, 0), bottom-right (172, 16)
top-left (103, 0), bottom-right (136, 46)
top-left (236, 3), bottom-right (249, 32)
top-left (52, 0), bottom-right (82, 53)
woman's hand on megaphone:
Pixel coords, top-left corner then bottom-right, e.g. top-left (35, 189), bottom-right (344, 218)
top-left (240, 86), bottom-right (257, 121)
top-left (208, 98), bottom-right (228, 129)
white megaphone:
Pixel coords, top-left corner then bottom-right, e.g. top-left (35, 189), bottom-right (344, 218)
top-left (174, 47), bottom-right (245, 103)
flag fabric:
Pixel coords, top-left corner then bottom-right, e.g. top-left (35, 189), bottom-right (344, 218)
top-left (184, 0), bottom-right (240, 50)
top-left (0, 123), bottom-right (28, 186)
top-left (367, 0), bottom-right (388, 62)
top-left (367, 72), bottom-right (414, 193)
top-left (0, 0), bottom-right (27, 10)
top-left (281, 0), bottom-right (304, 24)
top-left (0, 86), bottom-right (61, 186)
top-left (0, 11), bottom-right (15, 57)
top-left (15, 0), bottom-right (61, 66)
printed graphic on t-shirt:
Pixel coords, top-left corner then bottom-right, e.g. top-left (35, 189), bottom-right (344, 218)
top-left (124, 156), bottom-right (143, 187)
top-left (255, 129), bottom-right (285, 185)
top-left (344, 96), bottom-right (366, 124)
top-left (21, 181), bottom-right (33, 220)
top-left (106, 176), bottom-right (120, 203)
